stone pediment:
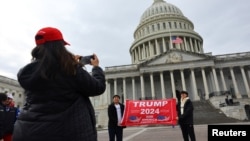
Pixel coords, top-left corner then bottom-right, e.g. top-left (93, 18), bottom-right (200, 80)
top-left (145, 50), bottom-right (211, 66)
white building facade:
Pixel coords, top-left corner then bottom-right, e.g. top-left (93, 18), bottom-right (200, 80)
top-left (93, 0), bottom-right (250, 127)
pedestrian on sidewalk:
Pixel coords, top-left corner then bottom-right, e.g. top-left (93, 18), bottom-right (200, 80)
top-left (0, 93), bottom-right (18, 141)
top-left (108, 95), bottom-right (126, 141)
top-left (177, 91), bottom-right (196, 141)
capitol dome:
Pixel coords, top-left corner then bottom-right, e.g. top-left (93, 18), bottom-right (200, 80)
top-left (130, 0), bottom-right (203, 64)
top-left (140, 0), bottom-right (184, 24)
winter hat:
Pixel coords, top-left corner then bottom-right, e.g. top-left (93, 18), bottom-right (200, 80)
top-left (35, 27), bottom-right (70, 45)
top-left (7, 93), bottom-right (13, 99)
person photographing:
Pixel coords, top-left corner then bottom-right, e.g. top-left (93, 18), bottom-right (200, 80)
top-left (12, 27), bottom-right (106, 141)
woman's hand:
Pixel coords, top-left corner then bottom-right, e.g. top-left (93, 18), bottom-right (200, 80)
top-left (90, 54), bottom-right (99, 67)
top-left (74, 55), bottom-right (81, 62)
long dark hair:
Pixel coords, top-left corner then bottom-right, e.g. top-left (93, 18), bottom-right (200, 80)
top-left (31, 40), bottom-right (79, 79)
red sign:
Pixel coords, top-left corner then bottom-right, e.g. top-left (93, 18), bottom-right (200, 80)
top-left (121, 99), bottom-right (177, 126)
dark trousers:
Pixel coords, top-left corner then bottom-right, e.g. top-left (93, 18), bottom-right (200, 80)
top-left (180, 124), bottom-right (196, 141)
top-left (108, 126), bottom-right (123, 141)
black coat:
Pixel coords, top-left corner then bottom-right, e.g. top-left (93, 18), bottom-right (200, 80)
top-left (108, 103), bottom-right (125, 128)
top-left (13, 62), bottom-right (106, 141)
top-left (177, 98), bottom-right (194, 124)
top-left (0, 104), bottom-right (18, 139)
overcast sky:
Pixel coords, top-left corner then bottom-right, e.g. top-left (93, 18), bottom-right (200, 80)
top-left (0, 0), bottom-right (249, 80)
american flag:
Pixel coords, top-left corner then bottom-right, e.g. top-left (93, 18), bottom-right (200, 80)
top-left (172, 36), bottom-right (183, 44)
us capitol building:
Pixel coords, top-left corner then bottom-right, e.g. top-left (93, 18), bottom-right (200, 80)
top-left (1, 0), bottom-right (250, 127)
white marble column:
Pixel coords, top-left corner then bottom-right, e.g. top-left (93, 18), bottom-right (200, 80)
top-left (191, 69), bottom-right (198, 100)
top-left (180, 69), bottom-right (186, 91)
top-left (189, 38), bottom-right (194, 52)
top-left (107, 82), bottom-right (112, 103)
top-left (132, 77), bottom-right (136, 100)
top-left (212, 67), bottom-right (220, 92)
top-left (184, 37), bottom-right (188, 51)
top-left (104, 80), bottom-right (110, 104)
top-left (123, 78), bottom-right (127, 105)
top-left (194, 39), bottom-right (198, 52)
top-left (100, 80), bottom-right (108, 106)
top-left (160, 72), bottom-right (166, 99)
top-left (155, 39), bottom-right (160, 55)
top-left (134, 49), bottom-right (137, 63)
top-left (230, 67), bottom-right (241, 98)
top-left (131, 51), bottom-right (134, 63)
top-left (219, 68), bottom-right (227, 91)
top-left (201, 68), bottom-right (209, 99)
top-left (114, 79), bottom-right (117, 95)
top-left (140, 75), bottom-right (145, 99)
top-left (240, 66), bottom-right (250, 97)
top-left (150, 73), bottom-right (155, 99)
top-left (170, 71), bottom-right (176, 98)
top-left (147, 44), bottom-right (150, 57)
top-left (162, 37), bottom-right (166, 52)
top-left (199, 41), bottom-right (204, 53)
top-left (149, 41), bottom-right (153, 57)
top-left (143, 44), bottom-right (146, 59)
top-left (146, 44), bottom-right (149, 58)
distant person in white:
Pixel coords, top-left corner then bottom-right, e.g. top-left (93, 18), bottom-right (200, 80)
top-left (108, 95), bottom-right (126, 141)
top-left (115, 104), bottom-right (122, 126)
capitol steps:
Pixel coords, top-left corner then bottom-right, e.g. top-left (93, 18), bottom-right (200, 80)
top-left (193, 100), bottom-right (243, 125)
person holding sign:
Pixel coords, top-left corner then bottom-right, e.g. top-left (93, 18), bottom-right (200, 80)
top-left (108, 95), bottom-right (126, 141)
top-left (177, 91), bottom-right (196, 141)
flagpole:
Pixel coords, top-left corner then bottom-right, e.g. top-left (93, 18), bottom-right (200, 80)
top-left (169, 28), bottom-right (173, 49)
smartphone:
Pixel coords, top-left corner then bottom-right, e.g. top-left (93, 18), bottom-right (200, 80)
top-left (79, 55), bottom-right (94, 65)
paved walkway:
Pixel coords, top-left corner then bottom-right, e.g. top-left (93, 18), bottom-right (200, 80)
top-left (98, 124), bottom-right (206, 141)
top-left (98, 122), bottom-right (250, 141)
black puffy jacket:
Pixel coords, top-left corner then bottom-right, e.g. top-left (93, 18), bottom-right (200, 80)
top-left (0, 104), bottom-right (18, 139)
top-left (12, 61), bottom-right (106, 141)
